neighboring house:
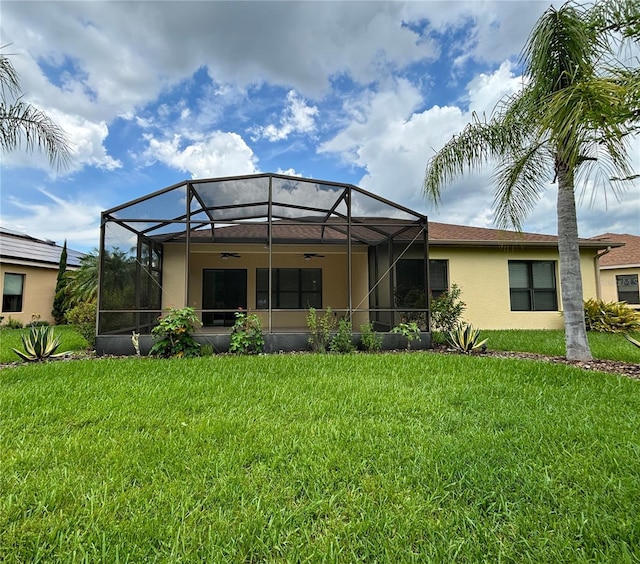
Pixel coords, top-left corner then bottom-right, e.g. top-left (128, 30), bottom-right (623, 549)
top-left (0, 228), bottom-right (84, 325)
top-left (590, 233), bottom-right (640, 309)
top-left (95, 173), bottom-right (614, 354)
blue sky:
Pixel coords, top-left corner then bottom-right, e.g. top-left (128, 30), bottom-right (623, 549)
top-left (1, 0), bottom-right (638, 253)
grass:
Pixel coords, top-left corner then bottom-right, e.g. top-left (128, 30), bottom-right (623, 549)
top-left (483, 329), bottom-right (640, 363)
top-left (0, 326), bottom-right (89, 364)
top-left (1, 353), bottom-right (640, 562)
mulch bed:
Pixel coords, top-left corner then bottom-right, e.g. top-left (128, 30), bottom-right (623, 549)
top-left (486, 350), bottom-right (640, 380)
top-left (1, 349), bottom-right (639, 380)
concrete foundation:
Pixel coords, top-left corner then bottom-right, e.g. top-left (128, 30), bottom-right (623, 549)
top-left (95, 332), bottom-right (431, 356)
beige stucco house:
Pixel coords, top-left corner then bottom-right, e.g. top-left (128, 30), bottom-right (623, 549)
top-left (95, 173), bottom-right (613, 354)
top-left (590, 233), bottom-right (640, 310)
top-left (0, 228), bottom-right (84, 325)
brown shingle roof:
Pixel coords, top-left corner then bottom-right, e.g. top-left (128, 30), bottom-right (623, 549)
top-left (178, 219), bottom-right (616, 249)
top-left (428, 222), bottom-right (558, 243)
top-left (590, 233), bottom-right (640, 267)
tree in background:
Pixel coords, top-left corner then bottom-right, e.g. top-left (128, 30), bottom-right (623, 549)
top-left (63, 250), bottom-right (99, 311)
top-left (424, 0), bottom-right (639, 361)
top-left (51, 240), bottom-right (68, 324)
top-left (0, 47), bottom-right (71, 168)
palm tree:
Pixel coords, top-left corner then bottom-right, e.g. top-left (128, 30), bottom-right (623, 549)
top-left (63, 250), bottom-right (99, 310)
top-left (0, 48), bottom-right (71, 169)
top-left (424, 0), bottom-right (639, 361)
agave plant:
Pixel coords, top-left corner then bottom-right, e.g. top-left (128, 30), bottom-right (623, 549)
top-left (12, 326), bottom-right (69, 362)
top-left (446, 324), bottom-right (488, 354)
top-left (626, 334), bottom-right (640, 349)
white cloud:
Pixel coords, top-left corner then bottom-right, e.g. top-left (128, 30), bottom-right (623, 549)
top-left (319, 64), bottom-right (525, 227)
top-left (143, 132), bottom-right (259, 178)
top-left (251, 90), bottom-right (318, 142)
top-left (276, 168), bottom-right (302, 177)
top-left (0, 188), bottom-right (103, 250)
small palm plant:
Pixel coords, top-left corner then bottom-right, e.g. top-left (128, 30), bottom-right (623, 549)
top-left (12, 326), bottom-right (69, 362)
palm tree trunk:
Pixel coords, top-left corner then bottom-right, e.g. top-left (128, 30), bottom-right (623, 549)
top-left (556, 159), bottom-right (592, 361)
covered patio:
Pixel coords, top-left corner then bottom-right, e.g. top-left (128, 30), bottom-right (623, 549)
top-left (96, 173), bottom-right (431, 354)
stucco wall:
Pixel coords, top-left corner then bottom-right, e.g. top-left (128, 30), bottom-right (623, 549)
top-left (599, 266), bottom-right (640, 309)
top-left (162, 243), bottom-right (369, 330)
top-left (0, 264), bottom-right (58, 325)
top-left (429, 246), bottom-right (600, 330)
top-left (160, 242), bottom-right (602, 331)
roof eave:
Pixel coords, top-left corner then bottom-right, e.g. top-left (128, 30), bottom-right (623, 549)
top-left (428, 239), bottom-right (624, 249)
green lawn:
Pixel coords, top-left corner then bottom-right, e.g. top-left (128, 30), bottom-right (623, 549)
top-left (483, 329), bottom-right (640, 363)
top-left (1, 353), bottom-right (639, 562)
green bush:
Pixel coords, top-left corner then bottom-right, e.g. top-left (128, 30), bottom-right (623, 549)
top-left (360, 322), bottom-right (382, 353)
top-left (330, 318), bottom-right (355, 354)
top-left (391, 322), bottom-right (421, 350)
top-left (26, 320), bottom-right (50, 328)
top-left (229, 311), bottom-right (264, 354)
top-left (65, 301), bottom-right (97, 347)
top-left (446, 324), bottom-right (488, 353)
top-left (307, 307), bottom-right (336, 353)
top-left (584, 299), bottom-right (640, 333)
top-left (430, 283), bottom-right (466, 340)
top-left (150, 307), bottom-right (201, 358)
top-left (5, 317), bottom-right (23, 329)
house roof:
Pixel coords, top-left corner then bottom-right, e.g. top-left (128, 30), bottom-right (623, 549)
top-left (590, 233), bottom-right (640, 267)
top-left (427, 222), bottom-right (616, 248)
top-left (176, 219), bottom-right (616, 249)
top-left (0, 228), bottom-right (84, 268)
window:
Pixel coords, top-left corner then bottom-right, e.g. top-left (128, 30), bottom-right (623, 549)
top-left (396, 259), bottom-right (448, 304)
top-left (256, 268), bottom-right (322, 309)
top-left (2, 273), bottom-right (25, 313)
top-left (616, 274), bottom-right (639, 304)
top-left (202, 269), bottom-right (247, 326)
top-left (508, 261), bottom-right (557, 311)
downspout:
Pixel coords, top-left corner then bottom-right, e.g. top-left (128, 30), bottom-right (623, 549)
top-left (594, 246), bottom-right (611, 300)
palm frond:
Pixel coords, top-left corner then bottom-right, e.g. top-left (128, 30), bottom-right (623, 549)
top-left (541, 77), bottom-right (637, 174)
top-left (0, 49), bottom-right (21, 100)
top-left (492, 140), bottom-right (552, 231)
top-left (589, 0), bottom-right (640, 42)
top-left (523, 3), bottom-right (603, 98)
top-left (0, 98), bottom-right (72, 169)
top-left (424, 111), bottom-right (531, 205)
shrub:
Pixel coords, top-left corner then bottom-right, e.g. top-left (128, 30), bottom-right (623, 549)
top-left (150, 307), bottom-right (201, 358)
top-left (584, 299), bottom-right (640, 333)
top-left (446, 323), bottom-right (488, 353)
top-left (431, 283), bottom-right (466, 339)
top-left (391, 322), bottom-right (421, 350)
top-left (229, 311), bottom-right (264, 354)
top-left (360, 322), bottom-right (382, 353)
top-left (307, 307), bottom-right (336, 353)
top-left (65, 302), bottom-right (97, 347)
top-left (12, 326), bottom-right (69, 362)
top-left (330, 318), bottom-right (355, 354)
top-left (6, 317), bottom-right (23, 329)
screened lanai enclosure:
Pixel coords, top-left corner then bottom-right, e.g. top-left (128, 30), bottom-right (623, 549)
top-left (96, 173), bottom-right (432, 354)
